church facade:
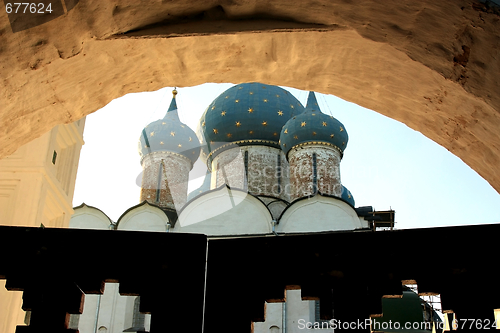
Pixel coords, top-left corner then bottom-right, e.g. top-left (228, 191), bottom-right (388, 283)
top-left (70, 83), bottom-right (378, 333)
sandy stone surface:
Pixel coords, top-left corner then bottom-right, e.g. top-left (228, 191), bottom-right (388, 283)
top-left (1, 0), bottom-right (499, 191)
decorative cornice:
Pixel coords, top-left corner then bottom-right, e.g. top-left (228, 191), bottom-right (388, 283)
top-left (141, 150), bottom-right (193, 167)
top-left (288, 141), bottom-right (343, 159)
top-left (205, 139), bottom-right (280, 170)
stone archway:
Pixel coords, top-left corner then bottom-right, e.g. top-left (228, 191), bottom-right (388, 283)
top-left (1, 0), bottom-right (499, 192)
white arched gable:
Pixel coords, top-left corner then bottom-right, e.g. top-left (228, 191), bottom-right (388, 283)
top-left (70, 204), bottom-right (112, 230)
top-left (278, 195), bottom-right (366, 233)
top-left (176, 186), bottom-right (272, 236)
top-left (116, 202), bottom-right (168, 232)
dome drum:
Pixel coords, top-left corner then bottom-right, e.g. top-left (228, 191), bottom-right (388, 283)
top-left (211, 145), bottom-right (291, 201)
top-left (288, 145), bottom-right (342, 201)
top-left (140, 151), bottom-right (192, 211)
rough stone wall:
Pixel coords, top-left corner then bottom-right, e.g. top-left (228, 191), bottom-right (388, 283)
top-left (288, 145), bottom-right (341, 201)
top-left (211, 145), bottom-right (290, 201)
top-left (140, 152), bottom-right (191, 211)
top-left (246, 146), bottom-right (290, 201)
top-left (1, 0), bottom-right (500, 194)
top-left (212, 147), bottom-right (246, 190)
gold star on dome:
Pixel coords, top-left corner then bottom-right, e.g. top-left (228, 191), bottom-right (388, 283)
top-left (262, 121), bottom-right (268, 126)
top-left (330, 134), bottom-right (334, 138)
top-left (262, 86), bottom-right (266, 89)
top-left (162, 122), bottom-right (166, 125)
top-left (340, 126), bottom-right (344, 132)
top-left (276, 94), bottom-right (280, 98)
top-left (312, 113), bottom-right (316, 116)
top-left (225, 95), bottom-right (229, 99)
top-left (238, 86), bottom-right (243, 90)
top-left (277, 110), bottom-right (283, 116)
top-left (150, 131), bottom-right (155, 137)
top-left (227, 133), bottom-right (232, 138)
top-left (235, 121), bottom-right (241, 127)
top-left (235, 99), bottom-right (239, 103)
top-left (273, 132), bottom-right (278, 136)
top-left (284, 129), bottom-right (288, 134)
top-left (248, 108), bottom-right (254, 113)
top-left (342, 141), bottom-right (345, 145)
top-left (181, 125), bottom-right (185, 128)
top-left (189, 137), bottom-right (192, 142)
top-left (290, 105), bottom-right (294, 109)
top-left (178, 144), bottom-right (182, 148)
top-left (301, 122), bottom-right (306, 127)
top-left (312, 131), bottom-right (317, 136)
top-left (263, 99), bottom-right (268, 103)
top-left (160, 141), bottom-right (164, 145)
top-left (249, 91), bottom-right (254, 95)
top-left (213, 128), bottom-right (218, 134)
top-left (221, 111), bottom-right (226, 116)
top-left (294, 135), bottom-right (298, 139)
top-left (249, 130), bottom-right (254, 134)
top-left (322, 122), bottom-right (327, 127)
top-left (283, 143), bottom-right (286, 147)
top-left (211, 106), bottom-right (215, 110)
top-left (170, 131), bottom-right (175, 136)
top-left (348, 193), bottom-right (351, 198)
top-left (202, 121), bottom-right (205, 127)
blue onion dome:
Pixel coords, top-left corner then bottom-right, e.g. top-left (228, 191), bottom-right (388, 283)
top-left (279, 91), bottom-right (348, 159)
top-left (198, 82), bottom-right (305, 166)
top-left (341, 185), bottom-right (355, 207)
top-left (138, 90), bottom-right (201, 165)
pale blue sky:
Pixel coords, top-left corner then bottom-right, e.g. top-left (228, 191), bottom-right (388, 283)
top-left (73, 83), bottom-right (500, 229)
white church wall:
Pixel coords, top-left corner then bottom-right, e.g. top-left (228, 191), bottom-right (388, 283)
top-left (97, 283), bottom-right (128, 333)
top-left (278, 195), bottom-right (364, 233)
top-left (116, 203), bottom-right (168, 232)
top-left (257, 196), bottom-right (288, 221)
top-left (70, 204), bottom-right (112, 230)
top-left (286, 290), bottom-right (333, 333)
top-left (78, 294), bottom-right (100, 333)
top-left (253, 302), bottom-right (284, 333)
top-left (286, 290), bottom-right (315, 333)
top-left (76, 283), bottom-right (131, 333)
top-left (176, 186), bottom-right (273, 235)
top-left (254, 290), bottom-right (333, 333)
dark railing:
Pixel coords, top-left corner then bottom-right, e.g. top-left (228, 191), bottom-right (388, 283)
top-left (1, 223), bottom-right (499, 332)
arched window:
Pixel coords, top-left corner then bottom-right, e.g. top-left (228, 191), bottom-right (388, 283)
top-left (269, 325), bottom-right (280, 333)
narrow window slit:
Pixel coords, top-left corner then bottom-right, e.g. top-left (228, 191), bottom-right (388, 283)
top-left (312, 153), bottom-right (317, 193)
top-left (277, 154), bottom-right (282, 194)
top-left (156, 162), bottom-right (163, 202)
top-left (244, 151), bottom-right (249, 188)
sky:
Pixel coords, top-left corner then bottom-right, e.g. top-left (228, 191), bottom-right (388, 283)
top-left (72, 83), bottom-right (500, 229)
